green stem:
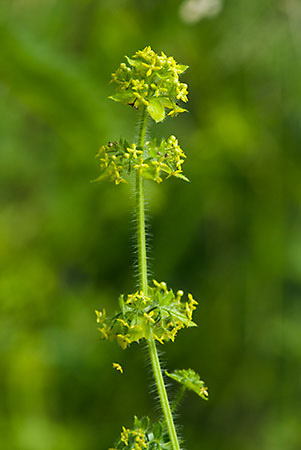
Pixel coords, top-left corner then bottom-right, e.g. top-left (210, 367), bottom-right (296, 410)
top-left (136, 171), bottom-right (147, 291)
top-left (135, 106), bottom-right (181, 450)
top-left (148, 336), bottom-right (181, 450)
top-left (136, 106), bottom-right (148, 293)
top-left (138, 105), bottom-right (148, 149)
top-left (171, 385), bottom-right (186, 414)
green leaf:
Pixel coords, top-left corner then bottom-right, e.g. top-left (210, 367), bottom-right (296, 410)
top-left (161, 97), bottom-right (174, 109)
top-left (166, 368), bottom-right (209, 401)
top-left (127, 324), bottom-right (144, 342)
top-left (141, 416), bottom-right (150, 431)
top-left (153, 421), bottom-right (163, 440)
top-left (133, 416), bottom-right (141, 429)
top-left (90, 173), bottom-right (108, 183)
top-left (156, 70), bottom-right (173, 80)
top-left (141, 169), bottom-right (158, 181)
top-left (118, 295), bottom-right (124, 313)
top-left (178, 64), bottom-right (189, 73)
top-left (147, 98), bottom-right (165, 123)
top-left (109, 91), bottom-right (135, 103)
top-left (125, 55), bottom-right (139, 66)
top-left (174, 173), bottom-right (190, 182)
top-left (162, 306), bottom-right (196, 327)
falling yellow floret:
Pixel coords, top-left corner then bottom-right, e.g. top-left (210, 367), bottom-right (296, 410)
top-left (112, 362), bottom-right (124, 374)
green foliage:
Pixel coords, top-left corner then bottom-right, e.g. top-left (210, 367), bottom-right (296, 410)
top-left (95, 280), bottom-right (197, 349)
top-left (110, 416), bottom-right (171, 450)
top-left (95, 135), bottom-right (188, 185)
top-left (166, 369), bottom-right (209, 401)
top-left (96, 47), bottom-right (198, 450)
top-left (109, 46), bottom-right (188, 122)
top-left (96, 47), bottom-right (190, 193)
top-left (2, 2), bottom-right (300, 450)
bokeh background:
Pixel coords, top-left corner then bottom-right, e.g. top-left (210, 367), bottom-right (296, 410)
top-left (1, 0), bottom-right (301, 449)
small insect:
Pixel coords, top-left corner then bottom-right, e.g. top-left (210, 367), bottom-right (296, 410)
top-left (128, 100), bottom-right (138, 109)
top-left (108, 141), bottom-right (113, 147)
top-left (112, 362), bottom-right (124, 374)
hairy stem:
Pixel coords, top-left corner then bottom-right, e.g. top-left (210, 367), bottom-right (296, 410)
top-left (171, 385), bottom-right (186, 414)
top-left (136, 105), bottom-right (148, 292)
top-left (148, 337), bottom-right (181, 450)
top-left (135, 106), bottom-right (181, 450)
top-left (136, 172), bottom-right (147, 291)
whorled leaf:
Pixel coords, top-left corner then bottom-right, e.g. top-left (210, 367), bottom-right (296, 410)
top-left (95, 135), bottom-right (189, 185)
top-left (109, 416), bottom-right (172, 450)
top-left (95, 280), bottom-right (198, 349)
top-left (147, 98), bottom-right (165, 123)
top-left (165, 368), bottom-right (209, 401)
top-left (110, 46), bottom-right (188, 121)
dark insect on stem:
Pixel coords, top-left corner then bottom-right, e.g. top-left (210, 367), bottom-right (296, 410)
top-left (128, 100), bottom-right (139, 109)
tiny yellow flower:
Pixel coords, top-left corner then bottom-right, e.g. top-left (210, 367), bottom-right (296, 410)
top-left (95, 309), bottom-right (106, 323)
top-left (117, 334), bottom-right (131, 350)
top-left (98, 326), bottom-right (109, 339)
top-left (199, 387), bottom-right (209, 398)
top-left (116, 318), bottom-right (129, 327)
top-left (133, 157), bottom-right (149, 175)
top-left (153, 333), bottom-right (164, 344)
top-left (160, 281), bottom-right (167, 291)
top-left (121, 426), bottom-right (129, 445)
top-left (144, 312), bottom-right (155, 324)
top-left (127, 144), bottom-right (143, 159)
top-left (112, 362), bottom-right (124, 374)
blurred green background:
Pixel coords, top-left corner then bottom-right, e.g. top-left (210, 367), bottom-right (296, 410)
top-left (1, 0), bottom-right (301, 449)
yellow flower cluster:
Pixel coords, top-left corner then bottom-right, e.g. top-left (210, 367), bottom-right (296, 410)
top-left (119, 426), bottom-right (147, 450)
top-left (109, 416), bottom-right (167, 450)
top-left (149, 135), bottom-right (187, 183)
top-left (95, 136), bottom-right (189, 185)
top-left (110, 46), bottom-right (189, 122)
top-left (95, 280), bottom-right (198, 350)
top-left (95, 140), bottom-right (128, 185)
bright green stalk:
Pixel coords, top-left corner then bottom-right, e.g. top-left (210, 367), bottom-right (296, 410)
top-left (136, 106), bottom-right (148, 293)
top-left (135, 107), bottom-right (181, 450)
top-left (148, 337), bottom-right (181, 450)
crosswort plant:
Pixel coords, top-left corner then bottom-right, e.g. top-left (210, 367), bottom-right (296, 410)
top-left (95, 47), bottom-right (208, 450)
